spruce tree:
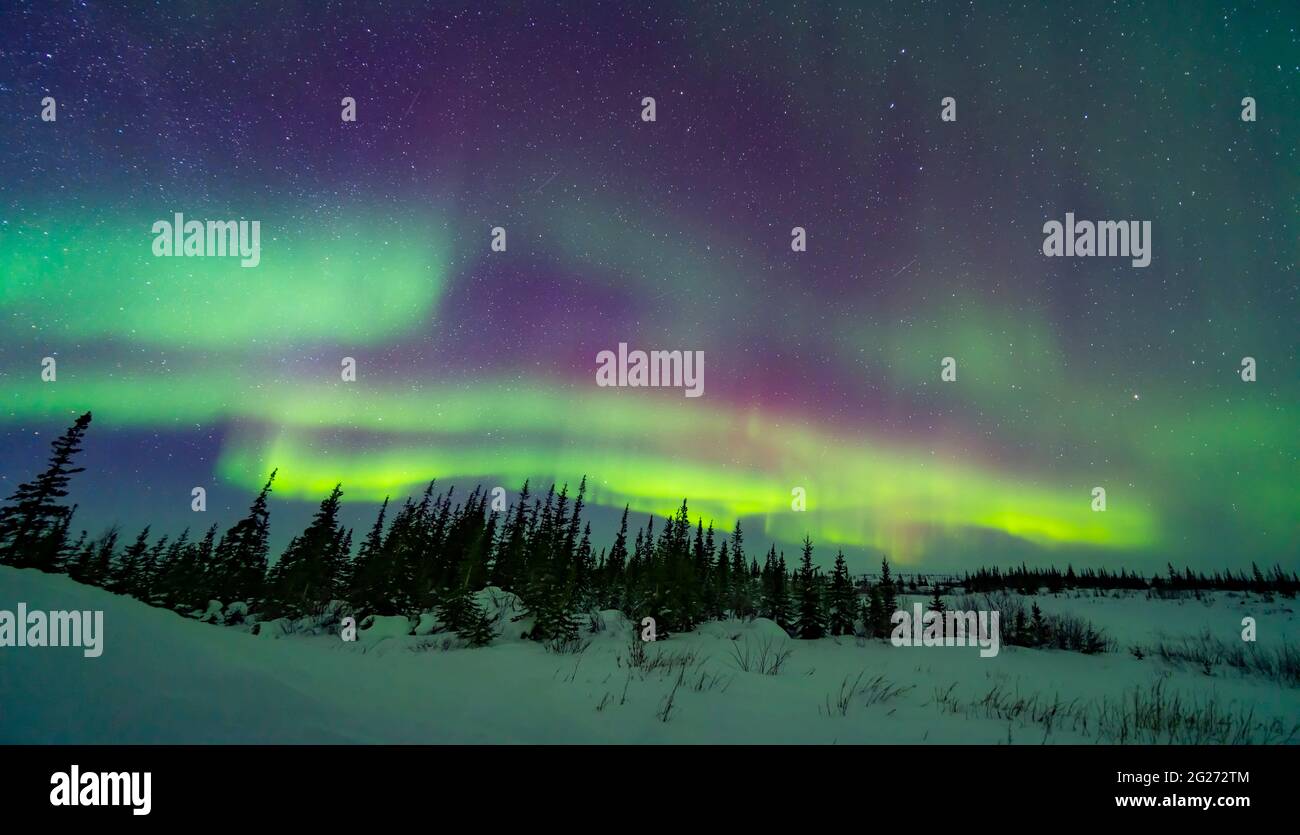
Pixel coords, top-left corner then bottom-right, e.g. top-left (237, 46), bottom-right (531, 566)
top-left (89, 526), bottom-right (120, 588)
top-left (1011, 608), bottom-right (1027, 645)
top-left (711, 523), bottom-right (728, 618)
top-left (212, 470), bottom-right (276, 606)
top-left (67, 533), bottom-right (98, 585)
top-left (1029, 601), bottom-right (1048, 647)
top-left (436, 582), bottom-right (472, 634)
top-left (0, 411), bottom-right (92, 570)
top-left (460, 595), bottom-right (496, 647)
top-left (346, 497), bottom-right (389, 611)
top-left (866, 585), bottom-right (885, 638)
top-left (774, 553), bottom-right (793, 632)
top-left (928, 583), bottom-right (946, 639)
top-left (110, 527), bottom-right (151, 596)
top-left (463, 504), bottom-right (496, 592)
top-left (530, 574), bottom-right (578, 644)
top-left (490, 481), bottom-right (530, 591)
top-left (153, 529), bottom-right (193, 610)
top-left (436, 582), bottom-right (497, 647)
top-left (603, 505), bottom-right (630, 609)
top-left (828, 550), bottom-right (856, 636)
top-left (266, 484), bottom-right (346, 618)
top-left (550, 483), bottom-right (570, 568)
top-left (191, 524), bottom-right (218, 607)
top-left (795, 536), bottom-right (826, 639)
top-left (730, 543), bottom-right (751, 617)
top-left (563, 476), bottom-right (586, 568)
top-left (573, 520), bottom-right (594, 608)
top-left (707, 517), bottom-right (717, 600)
top-left (761, 547), bottom-right (794, 632)
top-left (877, 556), bottom-right (898, 635)
top-left (135, 534), bottom-right (168, 602)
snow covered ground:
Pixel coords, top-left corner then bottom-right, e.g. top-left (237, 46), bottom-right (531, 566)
top-left (1, 566), bottom-right (1296, 744)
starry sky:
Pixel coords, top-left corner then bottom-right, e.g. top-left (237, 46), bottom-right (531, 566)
top-left (1, 2), bottom-right (1296, 572)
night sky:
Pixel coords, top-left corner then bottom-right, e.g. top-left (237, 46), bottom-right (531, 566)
top-left (1, 2), bottom-right (1296, 573)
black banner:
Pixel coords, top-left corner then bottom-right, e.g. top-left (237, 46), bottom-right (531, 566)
top-left (1, 744), bottom-right (1283, 820)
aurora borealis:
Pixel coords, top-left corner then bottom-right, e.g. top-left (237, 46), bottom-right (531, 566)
top-left (1, 2), bottom-right (1296, 571)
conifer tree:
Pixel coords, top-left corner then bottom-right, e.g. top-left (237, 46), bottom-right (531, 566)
top-left (406, 482), bottom-right (445, 609)
top-left (828, 550), bottom-right (856, 636)
top-left (550, 483), bottom-right (570, 566)
top-left (760, 546), bottom-right (776, 615)
top-left (460, 595), bottom-right (496, 647)
top-left (135, 534), bottom-right (168, 602)
top-left (730, 544), bottom-right (753, 617)
top-left (877, 555), bottom-right (898, 635)
top-left (563, 476), bottom-right (587, 567)
top-left (529, 574), bottom-right (578, 644)
top-left (346, 497), bottom-right (388, 608)
top-left (61, 528), bottom-right (87, 573)
top-left (928, 583), bottom-right (947, 639)
top-left (572, 520), bottom-right (594, 608)
top-left (266, 484), bottom-right (345, 618)
top-left (692, 518), bottom-right (708, 577)
top-left (1011, 608), bottom-right (1027, 645)
top-left (0, 411), bottom-right (92, 570)
top-left (730, 520), bottom-right (745, 572)
top-left (464, 504), bottom-right (496, 591)
top-left (602, 505), bottom-right (630, 609)
top-left (490, 481), bottom-right (531, 591)
top-left (436, 582), bottom-right (472, 634)
top-left (527, 485), bottom-right (557, 580)
top-left (67, 533), bottom-right (98, 585)
top-left (153, 529), bottom-right (194, 609)
top-left (795, 536), bottom-right (826, 639)
top-left (658, 500), bottom-right (701, 631)
top-left (110, 527), bottom-right (151, 596)
top-left (761, 546), bottom-right (794, 632)
top-left (775, 552), bottom-right (793, 632)
top-left (865, 584), bottom-right (885, 638)
top-left (187, 523), bottom-right (217, 606)
top-left (1029, 601), bottom-right (1048, 647)
top-left (90, 526), bottom-right (121, 588)
top-left (710, 523), bottom-right (728, 617)
top-left (1251, 562), bottom-right (1268, 593)
top-left (212, 470), bottom-right (276, 606)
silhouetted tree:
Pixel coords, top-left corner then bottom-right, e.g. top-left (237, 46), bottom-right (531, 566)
top-left (266, 484), bottom-right (347, 618)
top-left (878, 556), bottom-right (898, 635)
top-left (211, 470), bottom-right (276, 606)
top-left (0, 411), bottom-right (92, 570)
top-left (795, 536), bottom-right (826, 639)
top-left (828, 551), bottom-right (856, 636)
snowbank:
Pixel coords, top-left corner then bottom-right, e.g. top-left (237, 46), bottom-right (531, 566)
top-left (1, 566), bottom-right (1295, 744)
top-left (360, 614), bottom-right (413, 641)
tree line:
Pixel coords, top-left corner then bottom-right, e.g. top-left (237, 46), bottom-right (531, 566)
top-left (1, 413), bottom-right (1293, 651)
top-left (961, 562), bottom-right (1298, 597)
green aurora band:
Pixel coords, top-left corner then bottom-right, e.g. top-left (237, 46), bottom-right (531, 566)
top-left (1, 186), bottom-right (1293, 567)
